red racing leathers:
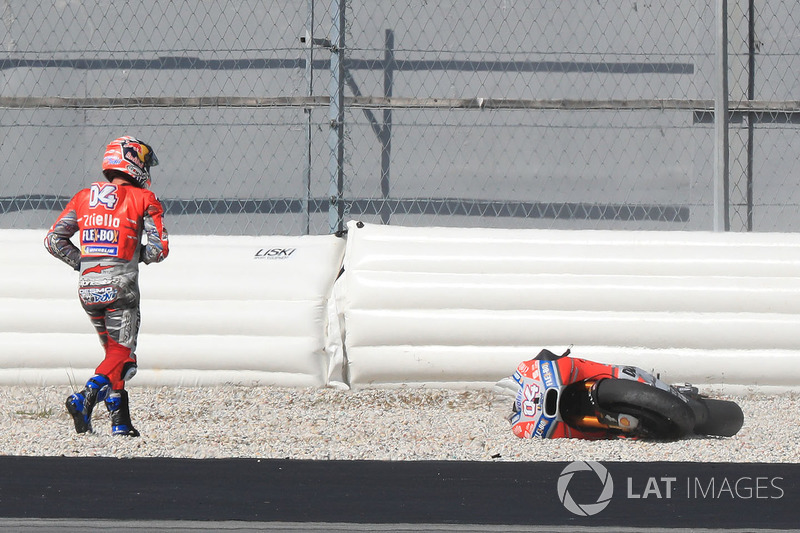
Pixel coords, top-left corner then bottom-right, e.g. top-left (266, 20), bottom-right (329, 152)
top-left (45, 181), bottom-right (169, 389)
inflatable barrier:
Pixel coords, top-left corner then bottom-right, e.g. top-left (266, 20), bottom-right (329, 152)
top-left (3, 223), bottom-right (800, 390)
top-left (334, 221), bottom-right (800, 390)
top-left (0, 230), bottom-right (346, 387)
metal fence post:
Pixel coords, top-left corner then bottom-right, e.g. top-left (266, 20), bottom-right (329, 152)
top-left (380, 29), bottom-right (394, 225)
top-left (714, 0), bottom-right (730, 231)
top-left (328, 0), bottom-right (346, 234)
top-left (304, 0), bottom-right (316, 235)
top-left (746, 0), bottom-right (756, 231)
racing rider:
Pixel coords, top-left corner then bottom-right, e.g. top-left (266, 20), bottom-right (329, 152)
top-left (44, 136), bottom-right (169, 437)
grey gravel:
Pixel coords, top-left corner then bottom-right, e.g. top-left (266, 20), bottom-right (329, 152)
top-left (2, 385), bottom-right (798, 462)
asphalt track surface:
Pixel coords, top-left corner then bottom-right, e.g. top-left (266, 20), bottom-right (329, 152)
top-left (0, 457), bottom-right (797, 531)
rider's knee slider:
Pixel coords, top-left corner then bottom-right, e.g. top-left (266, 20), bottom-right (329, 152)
top-left (121, 362), bottom-right (137, 382)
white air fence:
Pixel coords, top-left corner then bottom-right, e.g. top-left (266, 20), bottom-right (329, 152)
top-left (2, 230), bottom-right (346, 388)
top-left (3, 222), bottom-right (800, 391)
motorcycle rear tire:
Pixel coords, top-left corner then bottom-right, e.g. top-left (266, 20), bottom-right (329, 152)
top-left (691, 398), bottom-right (744, 437)
top-left (595, 379), bottom-right (695, 440)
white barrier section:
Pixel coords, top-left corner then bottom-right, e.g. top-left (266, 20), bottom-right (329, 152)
top-left (0, 230), bottom-right (346, 387)
top-left (336, 221), bottom-right (800, 389)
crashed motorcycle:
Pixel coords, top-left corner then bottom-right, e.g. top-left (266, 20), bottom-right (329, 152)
top-left (499, 348), bottom-right (744, 440)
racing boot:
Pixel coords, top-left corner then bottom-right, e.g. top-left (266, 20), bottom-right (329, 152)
top-left (105, 389), bottom-right (140, 437)
top-left (65, 374), bottom-right (110, 434)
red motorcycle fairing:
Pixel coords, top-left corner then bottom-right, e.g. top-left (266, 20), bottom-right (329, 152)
top-left (507, 355), bottom-right (664, 440)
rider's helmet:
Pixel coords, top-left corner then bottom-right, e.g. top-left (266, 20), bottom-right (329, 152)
top-left (102, 136), bottom-right (159, 188)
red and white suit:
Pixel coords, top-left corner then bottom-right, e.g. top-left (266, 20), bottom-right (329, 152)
top-left (45, 181), bottom-right (169, 389)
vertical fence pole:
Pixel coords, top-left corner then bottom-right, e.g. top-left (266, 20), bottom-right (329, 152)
top-left (304, 0), bottom-right (315, 235)
top-left (380, 29), bottom-right (394, 225)
top-left (746, 0), bottom-right (755, 231)
top-left (714, 0), bottom-right (730, 231)
top-left (328, 0), bottom-right (346, 234)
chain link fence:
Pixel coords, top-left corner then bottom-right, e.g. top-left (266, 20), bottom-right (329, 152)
top-left (1, 1), bottom-right (798, 235)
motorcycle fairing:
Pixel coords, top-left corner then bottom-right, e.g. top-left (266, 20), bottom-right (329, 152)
top-left (506, 354), bottom-right (649, 440)
top-left (510, 359), bottom-right (563, 439)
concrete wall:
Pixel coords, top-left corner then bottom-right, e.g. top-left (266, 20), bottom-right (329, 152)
top-left (8, 2), bottom-right (800, 234)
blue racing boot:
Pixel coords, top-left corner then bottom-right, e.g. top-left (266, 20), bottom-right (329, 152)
top-left (105, 389), bottom-right (140, 437)
top-left (65, 374), bottom-right (110, 434)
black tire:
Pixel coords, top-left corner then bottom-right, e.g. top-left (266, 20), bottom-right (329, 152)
top-left (595, 379), bottom-right (695, 440)
top-left (691, 398), bottom-right (744, 437)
